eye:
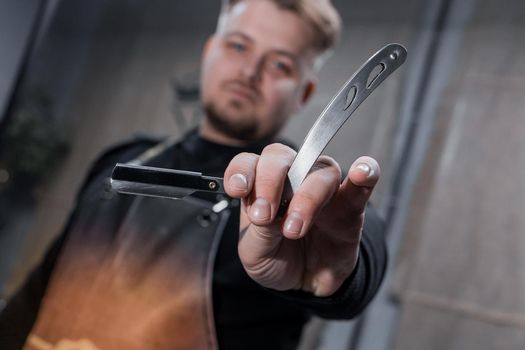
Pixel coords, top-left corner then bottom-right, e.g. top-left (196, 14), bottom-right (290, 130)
top-left (227, 41), bottom-right (246, 53)
top-left (267, 59), bottom-right (294, 77)
top-left (274, 61), bottom-right (289, 72)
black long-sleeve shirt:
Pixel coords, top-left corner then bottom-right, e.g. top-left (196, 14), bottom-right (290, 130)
top-left (0, 130), bottom-right (387, 349)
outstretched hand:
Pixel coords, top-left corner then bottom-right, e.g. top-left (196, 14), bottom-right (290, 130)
top-left (224, 143), bottom-right (380, 297)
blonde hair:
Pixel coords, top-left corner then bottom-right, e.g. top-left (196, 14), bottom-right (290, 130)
top-left (219, 0), bottom-right (342, 56)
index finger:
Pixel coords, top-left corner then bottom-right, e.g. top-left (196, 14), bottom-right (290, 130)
top-left (223, 152), bottom-right (259, 198)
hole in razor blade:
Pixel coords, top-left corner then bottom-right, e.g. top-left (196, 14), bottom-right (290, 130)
top-left (366, 63), bottom-right (386, 89)
top-left (344, 85), bottom-right (358, 111)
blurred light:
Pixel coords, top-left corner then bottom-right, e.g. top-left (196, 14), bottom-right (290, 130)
top-left (0, 169), bottom-right (10, 184)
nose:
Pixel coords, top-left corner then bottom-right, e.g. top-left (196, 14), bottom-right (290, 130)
top-left (241, 54), bottom-right (264, 83)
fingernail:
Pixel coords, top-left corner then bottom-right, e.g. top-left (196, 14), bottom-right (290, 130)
top-left (284, 212), bottom-right (304, 237)
top-left (355, 163), bottom-right (372, 176)
top-left (250, 197), bottom-right (271, 221)
top-left (229, 173), bottom-right (248, 192)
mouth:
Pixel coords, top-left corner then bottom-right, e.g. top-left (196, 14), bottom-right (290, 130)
top-left (224, 82), bottom-right (258, 104)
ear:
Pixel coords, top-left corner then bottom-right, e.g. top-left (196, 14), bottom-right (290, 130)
top-left (300, 80), bottom-right (317, 106)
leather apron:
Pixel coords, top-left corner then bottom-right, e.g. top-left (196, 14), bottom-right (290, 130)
top-left (24, 140), bottom-right (228, 350)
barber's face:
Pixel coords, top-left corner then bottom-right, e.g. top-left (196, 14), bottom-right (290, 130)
top-left (200, 0), bottom-right (317, 142)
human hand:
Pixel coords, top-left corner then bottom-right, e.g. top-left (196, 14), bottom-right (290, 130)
top-left (224, 143), bottom-right (380, 297)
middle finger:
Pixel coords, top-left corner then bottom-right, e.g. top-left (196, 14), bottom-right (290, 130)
top-left (247, 143), bottom-right (296, 225)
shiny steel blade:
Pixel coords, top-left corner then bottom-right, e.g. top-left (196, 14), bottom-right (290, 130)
top-left (287, 43), bottom-right (407, 192)
top-left (110, 163), bottom-right (225, 199)
top-left (110, 179), bottom-right (197, 199)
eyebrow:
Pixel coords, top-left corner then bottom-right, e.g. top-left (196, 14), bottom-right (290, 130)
top-left (223, 31), bottom-right (300, 63)
top-left (223, 31), bottom-right (252, 43)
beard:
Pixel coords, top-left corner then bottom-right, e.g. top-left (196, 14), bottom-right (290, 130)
top-left (204, 100), bottom-right (259, 142)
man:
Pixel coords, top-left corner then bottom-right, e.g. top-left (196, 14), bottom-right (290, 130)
top-left (0, 0), bottom-right (387, 349)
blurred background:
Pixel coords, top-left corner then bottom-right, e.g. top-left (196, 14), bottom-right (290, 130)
top-left (1, 0), bottom-right (524, 349)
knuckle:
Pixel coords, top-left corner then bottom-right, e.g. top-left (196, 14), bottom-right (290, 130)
top-left (311, 156), bottom-right (342, 180)
top-left (227, 152), bottom-right (258, 172)
top-left (323, 166), bottom-right (342, 185)
top-left (234, 152), bottom-right (259, 165)
top-left (262, 143), bottom-right (296, 159)
top-left (293, 191), bottom-right (319, 212)
top-left (317, 155), bottom-right (338, 167)
top-left (308, 171), bottom-right (341, 196)
top-left (258, 144), bottom-right (295, 175)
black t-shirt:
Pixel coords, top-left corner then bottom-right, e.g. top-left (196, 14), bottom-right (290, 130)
top-left (0, 130), bottom-right (387, 349)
